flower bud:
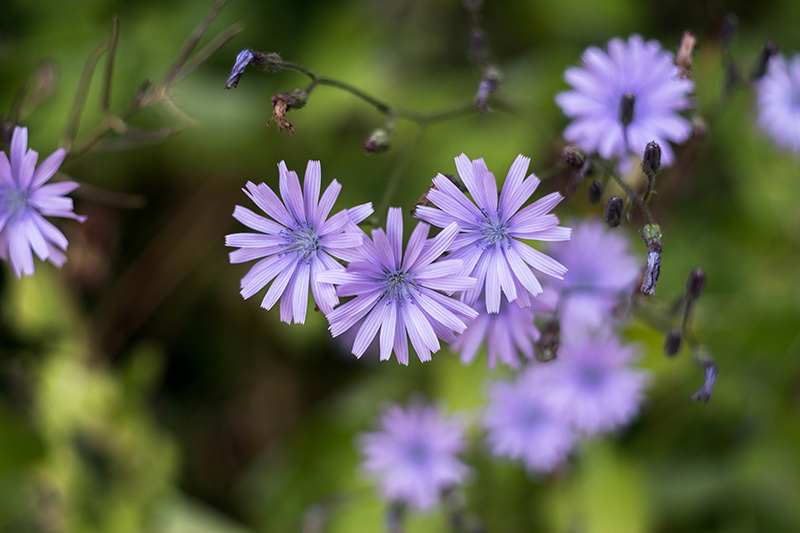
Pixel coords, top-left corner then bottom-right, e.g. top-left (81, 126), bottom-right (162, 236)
top-left (664, 329), bottom-right (682, 356)
top-left (618, 92), bottom-right (635, 127)
top-left (751, 41), bottom-right (778, 81)
top-left (474, 66), bottom-right (501, 112)
top-left (604, 195), bottom-right (624, 228)
top-left (686, 268), bottom-right (706, 301)
top-left (535, 320), bottom-right (559, 362)
top-left (364, 128), bottom-right (391, 154)
top-left (641, 141), bottom-right (661, 176)
top-left (691, 356), bottom-right (717, 404)
top-left (588, 180), bottom-right (603, 204)
top-left (562, 145), bottom-right (586, 168)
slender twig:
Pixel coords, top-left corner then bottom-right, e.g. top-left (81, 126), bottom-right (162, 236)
top-left (100, 15), bottom-right (119, 115)
top-left (63, 40), bottom-right (109, 150)
top-left (174, 22), bottom-right (245, 84)
top-left (160, 0), bottom-right (228, 89)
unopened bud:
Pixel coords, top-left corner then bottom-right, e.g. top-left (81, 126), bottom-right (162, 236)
top-left (720, 14), bottom-right (738, 51)
top-left (562, 145), bottom-right (586, 168)
top-left (686, 268), bottom-right (706, 300)
top-left (364, 128), bottom-right (391, 154)
top-left (618, 93), bottom-right (635, 127)
top-left (691, 115), bottom-right (707, 139)
top-left (751, 41), bottom-right (778, 81)
top-left (226, 50), bottom-right (283, 89)
top-left (604, 195), bottom-right (624, 228)
top-left (664, 329), bottom-right (682, 356)
top-left (642, 141), bottom-right (661, 176)
top-left (640, 224), bottom-right (663, 295)
top-left (588, 180), bottom-right (603, 204)
top-left (535, 320), bottom-right (559, 362)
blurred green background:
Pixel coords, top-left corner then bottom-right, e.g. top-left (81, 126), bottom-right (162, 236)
top-left (1, 0), bottom-right (800, 531)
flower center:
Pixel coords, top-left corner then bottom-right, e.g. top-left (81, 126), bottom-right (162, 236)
top-left (1, 186), bottom-right (31, 220)
top-left (479, 218), bottom-right (511, 249)
top-left (618, 92), bottom-right (636, 127)
top-left (280, 223), bottom-right (321, 263)
top-left (580, 365), bottom-right (606, 389)
top-left (405, 439), bottom-right (432, 469)
top-left (384, 269), bottom-right (415, 303)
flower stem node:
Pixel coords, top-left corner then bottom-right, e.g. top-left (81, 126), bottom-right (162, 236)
top-left (686, 268), bottom-right (706, 300)
top-left (561, 145), bottom-right (586, 168)
top-left (664, 329), bottom-right (682, 356)
top-left (642, 141), bottom-right (662, 176)
top-left (364, 128), bottom-right (392, 154)
top-left (604, 195), bottom-right (624, 228)
top-left (640, 224), bottom-right (662, 296)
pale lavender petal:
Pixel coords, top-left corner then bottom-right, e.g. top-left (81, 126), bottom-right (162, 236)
top-left (303, 160), bottom-right (321, 223)
top-left (31, 148), bottom-right (66, 188)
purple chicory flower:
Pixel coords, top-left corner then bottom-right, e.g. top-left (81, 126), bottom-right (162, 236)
top-left (556, 35), bottom-right (694, 170)
top-left (451, 295), bottom-right (553, 370)
top-left (483, 368), bottom-right (576, 473)
top-left (547, 329), bottom-right (650, 435)
top-left (226, 160), bottom-right (372, 324)
top-left (756, 53), bottom-right (800, 152)
top-left (317, 208), bottom-right (478, 365)
top-left (360, 401), bottom-right (469, 511)
top-left (415, 154), bottom-right (570, 314)
top-left (545, 220), bottom-right (640, 335)
top-left (0, 126), bottom-right (85, 278)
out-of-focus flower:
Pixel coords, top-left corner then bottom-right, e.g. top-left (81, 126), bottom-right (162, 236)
top-left (556, 35), bottom-right (693, 170)
top-left (547, 329), bottom-right (650, 435)
top-left (361, 402), bottom-right (469, 511)
top-left (483, 368), bottom-right (576, 473)
top-left (756, 53), bottom-right (800, 152)
top-left (226, 160), bottom-right (372, 324)
top-left (452, 295), bottom-right (552, 369)
top-left (546, 220), bottom-right (640, 334)
top-left (0, 126), bottom-right (85, 278)
top-left (415, 154), bottom-right (570, 313)
top-left (318, 209), bottom-right (477, 364)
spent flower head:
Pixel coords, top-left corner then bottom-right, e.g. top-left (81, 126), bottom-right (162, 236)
top-left (226, 160), bottom-right (372, 324)
top-left (556, 35), bottom-right (694, 170)
top-left (318, 208), bottom-right (478, 364)
top-left (756, 52), bottom-right (800, 152)
top-left (0, 126), bottom-right (85, 278)
top-left (415, 154), bottom-right (570, 313)
top-left (360, 401), bottom-right (469, 511)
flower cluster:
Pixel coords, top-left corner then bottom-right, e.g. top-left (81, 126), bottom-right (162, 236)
top-left (0, 127), bottom-right (85, 278)
top-left (227, 154), bottom-right (569, 366)
top-left (484, 328), bottom-right (649, 473)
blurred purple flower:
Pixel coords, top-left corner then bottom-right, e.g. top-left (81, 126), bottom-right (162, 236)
top-left (546, 220), bottom-right (640, 335)
top-left (361, 402), bottom-right (469, 511)
top-left (0, 126), bottom-right (85, 278)
top-left (756, 53), bottom-right (800, 152)
top-left (226, 160), bottom-right (372, 324)
top-left (483, 368), bottom-right (576, 473)
top-left (452, 295), bottom-right (553, 370)
top-left (318, 208), bottom-right (477, 364)
top-left (547, 329), bottom-right (650, 435)
top-left (556, 35), bottom-right (693, 170)
top-left (415, 154), bottom-right (570, 313)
